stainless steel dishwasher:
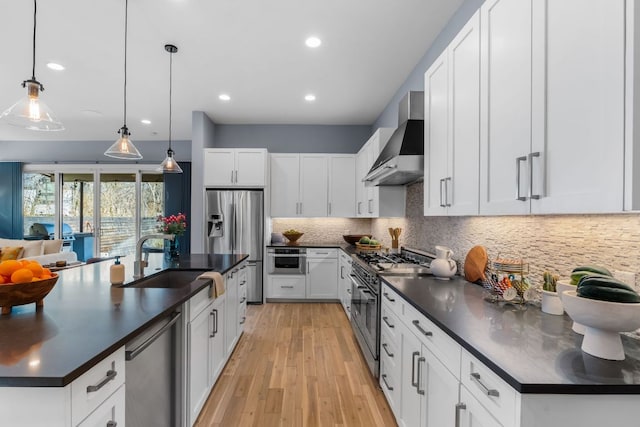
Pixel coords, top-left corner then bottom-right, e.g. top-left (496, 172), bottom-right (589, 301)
top-left (125, 309), bottom-right (183, 427)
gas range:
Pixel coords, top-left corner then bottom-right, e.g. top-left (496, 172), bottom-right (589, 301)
top-left (351, 247), bottom-right (435, 283)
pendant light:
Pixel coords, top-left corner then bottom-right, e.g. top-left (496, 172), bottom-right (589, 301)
top-left (0, 0), bottom-right (64, 131)
top-left (104, 0), bottom-right (142, 160)
top-left (158, 44), bottom-right (183, 173)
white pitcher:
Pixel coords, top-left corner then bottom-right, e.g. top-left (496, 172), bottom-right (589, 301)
top-left (431, 245), bottom-right (457, 279)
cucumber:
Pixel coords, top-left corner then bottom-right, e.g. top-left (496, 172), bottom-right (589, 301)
top-left (577, 275), bottom-right (636, 292)
top-left (570, 266), bottom-right (613, 285)
top-left (577, 285), bottom-right (640, 303)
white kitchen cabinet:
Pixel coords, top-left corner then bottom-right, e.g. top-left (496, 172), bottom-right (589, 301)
top-left (77, 384), bottom-right (125, 427)
top-left (425, 346), bottom-right (460, 427)
top-left (338, 250), bottom-right (352, 317)
top-left (270, 153), bottom-right (300, 217)
top-left (424, 12), bottom-right (480, 216)
top-left (399, 322), bottom-right (425, 427)
top-left (356, 129), bottom-right (406, 218)
top-left (306, 248), bottom-right (338, 299)
top-left (204, 148), bottom-right (267, 187)
top-left (479, 0), bottom-right (626, 215)
top-left (208, 296), bottom-right (226, 386)
top-left (188, 300), bottom-right (213, 425)
top-left (267, 274), bottom-right (307, 299)
top-left (238, 265), bottom-right (248, 332)
top-left (300, 154), bottom-right (329, 217)
top-left (328, 155), bottom-right (356, 217)
top-left (225, 266), bottom-right (239, 355)
top-left (459, 385), bottom-right (503, 427)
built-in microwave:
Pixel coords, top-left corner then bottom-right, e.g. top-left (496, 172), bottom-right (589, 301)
top-left (267, 248), bottom-right (306, 275)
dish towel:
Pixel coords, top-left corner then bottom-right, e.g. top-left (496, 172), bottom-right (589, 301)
top-left (197, 271), bottom-right (225, 298)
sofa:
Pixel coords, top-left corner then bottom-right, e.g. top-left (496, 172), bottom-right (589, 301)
top-left (0, 238), bottom-right (78, 265)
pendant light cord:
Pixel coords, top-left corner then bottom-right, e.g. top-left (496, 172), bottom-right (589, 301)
top-left (31, 0), bottom-right (37, 81)
top-left (123, 0), bottom-right (128, 128)
top-left (169, 50), bottom-right (173, 151)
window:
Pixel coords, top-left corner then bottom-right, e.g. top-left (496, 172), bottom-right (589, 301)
top-left (23, 172), bottom-right (55, 237)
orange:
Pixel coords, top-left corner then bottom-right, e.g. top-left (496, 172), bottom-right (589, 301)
top-left (25, 263), bottom-right (44, 278)
top-left (20, 260), bottom-right (31, 267)
top-left (0, 260), bottom-right (22, 277)
top-left (0, 275), bottom-right (5, 284)
top-left (42, 267), bottom-right (52, 276)
top-left (11, 268), bottom-right (33, 284)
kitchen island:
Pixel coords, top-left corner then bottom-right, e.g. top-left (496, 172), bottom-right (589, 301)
top-left (0, 253), bottom-right (247, 427)
top-left (381, 275), bottom-right (640, 426)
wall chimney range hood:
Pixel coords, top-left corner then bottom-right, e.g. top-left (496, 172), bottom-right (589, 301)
top-left (364, 91), bottom-right (424, 186)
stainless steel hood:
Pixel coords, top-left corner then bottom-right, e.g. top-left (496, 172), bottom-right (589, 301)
top-left (364, 91), bottom-right (424, 186)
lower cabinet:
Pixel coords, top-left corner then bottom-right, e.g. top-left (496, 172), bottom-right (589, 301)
top-left (209, 297), bottom-right (226, 387)
top-left (188, 298), bottom-right (216, 425)
top-left (225, 267), bottom-right (239, 355)
top-left (306, 257), bottom-right (338, 299)
top-left (338, 250), bottom-right (352, 317)
top-left (77, 384), bottom-right (126, 427)
top-left (459, 385), bottom-right (503, 427)
top-left (268, 274), bottom-right (306, 299)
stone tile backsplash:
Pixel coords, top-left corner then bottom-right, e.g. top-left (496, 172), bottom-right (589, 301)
top-left (271, 218), bottom-right (371, 245)
top-left (372, 182), bottom-right (640, 289)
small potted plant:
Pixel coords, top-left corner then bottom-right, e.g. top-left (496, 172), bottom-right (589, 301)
top-left (541, 271), bottom-right (563, 315)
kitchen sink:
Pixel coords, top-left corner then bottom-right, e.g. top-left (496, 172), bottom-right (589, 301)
top-left (125, 270), bottom-right (207, 289)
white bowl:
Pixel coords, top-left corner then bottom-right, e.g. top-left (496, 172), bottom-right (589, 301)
top-left (541, 289), bottom-right (563, 315)
top-left (556, 281), bottom-right (585, 334)
top-left (562, 290), bottom-right (640, 360)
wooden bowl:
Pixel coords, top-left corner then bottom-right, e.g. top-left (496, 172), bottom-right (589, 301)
top-left (355, 242), bottom-right (382, 251)
top-left (0, 274), bottom-right (59, 315)
top-left (282, 232), bottom-right (304, 243)
top-left (342, 234), bottom-right (372, 245)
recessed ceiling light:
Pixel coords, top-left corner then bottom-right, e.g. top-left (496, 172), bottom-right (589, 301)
top-left (219, 94), bottom-right (231, 101)
top-left (141, 119), bottom-right (151, 125)
top-left (305, 37), bottom-right (322, 48)
top-left (305, 94), bottom-right (316, 102)
top-left (46, 62), bottom-right (65, 71)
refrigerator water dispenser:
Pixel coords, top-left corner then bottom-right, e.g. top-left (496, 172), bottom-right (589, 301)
top-left (208, 214), bottom-right (224, 237)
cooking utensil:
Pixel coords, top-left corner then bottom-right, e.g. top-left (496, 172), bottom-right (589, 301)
top-left (464, 246), bottom-right (488, 283)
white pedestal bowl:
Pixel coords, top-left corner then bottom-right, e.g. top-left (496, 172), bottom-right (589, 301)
top-left (562, 290), bottom-right (640, 360)
top-left (556, 281), bottom-right (586, 334)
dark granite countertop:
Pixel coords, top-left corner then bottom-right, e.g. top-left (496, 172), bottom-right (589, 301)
top-left (0, 253), bottom-right (247, 387)
top-left (382, 275), bottom-right (640, 394)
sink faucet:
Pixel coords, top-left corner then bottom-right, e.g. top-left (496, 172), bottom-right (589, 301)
top-left (133, 234), bottom-right (175, 279)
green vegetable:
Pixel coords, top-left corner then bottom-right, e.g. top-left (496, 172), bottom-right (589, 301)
top-left (359, 236), bottom-right (371, 244)
top-left (570, 265), bottom-right (612, 285)
top-left (577, 275), bottom-right (636, 293)
top-left (369, 239), bottom-right (379, 245)
top-left (577, 285), bottom-right (640, 303)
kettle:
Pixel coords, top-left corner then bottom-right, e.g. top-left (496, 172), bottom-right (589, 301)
top-left (430, 246), bottom-right (457, 279)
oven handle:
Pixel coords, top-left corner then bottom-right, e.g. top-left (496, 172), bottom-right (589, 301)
top-left (266, 253), bottom-right (308, 258)
top-left (125, 312), bottom-right (182, 361)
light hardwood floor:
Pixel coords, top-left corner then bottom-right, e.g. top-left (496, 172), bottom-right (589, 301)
top-left (195, 303), bottom-right (397, 427)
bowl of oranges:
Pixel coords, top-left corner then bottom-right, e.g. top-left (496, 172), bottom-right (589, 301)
top-left (0, 259), bottom-right (58, 315)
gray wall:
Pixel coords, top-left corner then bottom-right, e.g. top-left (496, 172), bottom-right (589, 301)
top-left (373, 0), bottom-right (485, 129)
top-left (0, 139), bottom-right (191, 163)
top-left (190, 111), bottom-right (216, 252)
top-left (213, 124), bottom-right (371, 153)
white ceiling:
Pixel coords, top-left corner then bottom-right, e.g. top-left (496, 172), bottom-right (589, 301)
top-left (0, 0), bottom-right (462, 142)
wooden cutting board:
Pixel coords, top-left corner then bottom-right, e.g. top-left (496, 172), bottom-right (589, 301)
top-left (464, 246), bottom-right (488, 283)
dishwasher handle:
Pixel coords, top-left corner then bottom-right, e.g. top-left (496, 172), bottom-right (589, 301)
top-left (125, 311), bottom-right (182, 361)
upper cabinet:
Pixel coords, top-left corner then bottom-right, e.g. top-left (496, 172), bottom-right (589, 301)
top-left (424, 12), bottom-right (481, 216)
top-left (270, 153), bottom-right (355, 218)
top-left (356, 129), bottom-right (406, 218)
top-left (204, 149), bottom-right (267, 187)
top-left (479, 0), bottom-right (626, 215)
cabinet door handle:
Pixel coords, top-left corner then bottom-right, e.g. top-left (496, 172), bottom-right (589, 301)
top-left (412, 319), bottom-right (433, 337)
top-left (445, 177), bottom-right (452, 207)
top-left (528, 151), bottom-right (541, 200)
top-left (515, 155), bottom-right (528, 201)
top-left (368, 199), bottom-right (373, 214)
top-left (239, 297), bottom-right (247, 304)
top-left (234, 170), bottom-right (238, 183)
top-left (470, 372), bottom-right (500, 397)
top-left (230, 170), bottom-right (234, 183)
top-left (107, 422), bottom-right (118, 427)
top-left (209, 310), bottom-right (215, 337)
top-left (382, 342), bottom-right (394, 357)
top-left (381, 374), bottom-right (394, 391)
top-left (382, 316), bottom-right (394, 329)
top-left (455, 403), bottom-right (467, 427)
top-left (86, 368), bottom-right (117, 393)
top-left (328, 202), bottom-right (332, 215)
top-left (240, 316), bottom-right (246, 325)
top-left (411, 351), bottom-right (420, 389)
top-left (439, 178), bottom-right (446, 207)
top-left (281, 285), bottom-right (294, 289)
top-left (357, 201), bottom-right (361, 215)
top-left (417, 356), bottom-right (426, 395)
top-left (340, 266), bottom-right (344, 280)
top-left (383, 292), bottom-right (395, 302)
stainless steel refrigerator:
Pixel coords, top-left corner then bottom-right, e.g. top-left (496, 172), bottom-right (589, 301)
top-left (205, 189), bottom-right (264, 303)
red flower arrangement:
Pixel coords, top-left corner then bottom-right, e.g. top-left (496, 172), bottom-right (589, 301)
top-left (157, 213), bottom-right (187, 236)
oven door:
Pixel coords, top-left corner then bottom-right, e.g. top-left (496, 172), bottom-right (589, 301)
top-left (349, 275), bottom-right (379, 358)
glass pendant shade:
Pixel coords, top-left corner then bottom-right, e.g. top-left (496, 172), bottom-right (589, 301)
top-left (104, 125), bottom-right (142, 159)
top-left (1, 82), bottom-right (64, 132)
top-left (159, 148), bottom-right (183, 173)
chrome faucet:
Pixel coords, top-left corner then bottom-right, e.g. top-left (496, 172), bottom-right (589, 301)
top-left (133, 234), bottom-right (175, 279)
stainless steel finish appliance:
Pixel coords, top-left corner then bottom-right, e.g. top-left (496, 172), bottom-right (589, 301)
top-left (29, 222), bottom-right (75, 251)
top-left (364, 91), bottom-right (425, 186)
top-left (206, 189), bottom-right (264, 303)
top-left (125, 310), bottom-right (183, 427)
top-left (350, 247), bottom-right (435, 378)
top-left (267, 247), bottom-right (307, 275)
